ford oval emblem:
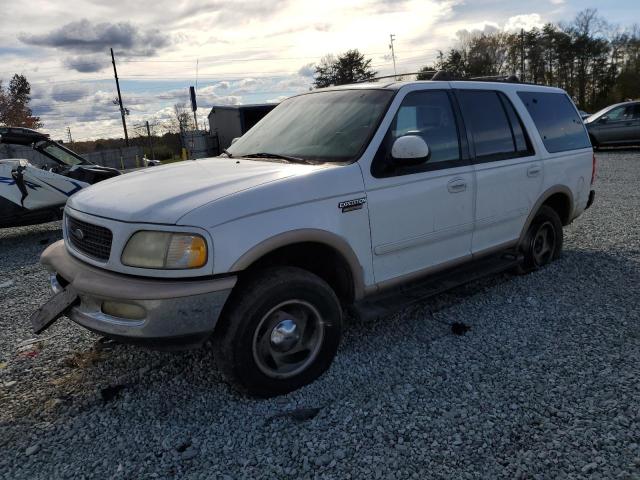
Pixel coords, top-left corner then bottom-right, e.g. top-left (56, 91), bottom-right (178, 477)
top-left (73, 228), bottom-right (84, 241)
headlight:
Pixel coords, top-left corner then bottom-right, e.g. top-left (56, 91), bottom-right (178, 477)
top-left (121, 231), bottom-right (208, 269)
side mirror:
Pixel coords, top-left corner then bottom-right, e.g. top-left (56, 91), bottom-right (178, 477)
top-left (599, 115), bottom-right (608, 124)
top-left (391, 135), bottom-right (430, 165)
top-left (231, 137), bottom-right (240, 145)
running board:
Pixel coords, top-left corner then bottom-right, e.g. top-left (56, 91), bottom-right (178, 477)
top-left (351, 252), bottom-right (522, 321)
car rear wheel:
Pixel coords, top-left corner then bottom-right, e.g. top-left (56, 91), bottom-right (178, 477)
top-left (517, 205), bottom-right (563, 274)
top-left (213, 267), bottom-right (342, 397)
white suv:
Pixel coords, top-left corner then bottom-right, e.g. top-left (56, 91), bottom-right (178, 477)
top-left (33, 80), bottom-right (596, 396)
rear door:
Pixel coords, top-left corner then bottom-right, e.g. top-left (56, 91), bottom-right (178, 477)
top-left (363, 87), bottom-right (475, 285)
top-left (594, 104), bottom-right (637, 144)
top-left (454, 88), bottom-right (541, 253)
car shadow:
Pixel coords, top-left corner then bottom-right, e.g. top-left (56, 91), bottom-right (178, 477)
top-left (52, 249), bottom-right (637, 396)
top-left (596, 146), bottom-right (640, 153)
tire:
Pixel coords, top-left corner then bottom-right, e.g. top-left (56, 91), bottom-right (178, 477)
top-left (213, 266), bottom-right (342, 397)
top-left (517, 205), bottom-right (563, 274)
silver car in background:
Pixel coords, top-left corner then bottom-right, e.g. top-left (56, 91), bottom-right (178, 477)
top-left (585, 101), bottom-right (640, 148)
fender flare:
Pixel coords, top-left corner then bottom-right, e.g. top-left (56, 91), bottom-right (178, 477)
top-left (230, 228), bottom-right (366, 300)
top-left (517, 185), bottom-right (574, 247)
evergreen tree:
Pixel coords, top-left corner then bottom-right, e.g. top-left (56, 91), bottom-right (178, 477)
top-left (0, 74), bottom-right (42, 128)
top-left (313, 50), bottom-right (377, 88)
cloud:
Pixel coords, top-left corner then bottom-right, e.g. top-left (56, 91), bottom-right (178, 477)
top-left (298, 63), bottom-right (315, 77)
top-left (63, 55), bottom-right (106, 73)
top-left (266, 95), bottom-right (288, 103)
top-left (20, 19), bottom-right (170, 55)
top-left (504, 14), bottom-right (544, 31)
top-left (19, 19), bottom-right (171, 72)
top-left (238, 78), bottom-right (257, 88)
top-left (51, 84), bottom-right (92, 102)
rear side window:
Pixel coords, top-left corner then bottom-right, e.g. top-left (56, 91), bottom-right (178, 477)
top-left (517, 91), bottom-right (591, 153)
top-left (456, 90), bottom-right (533, 162)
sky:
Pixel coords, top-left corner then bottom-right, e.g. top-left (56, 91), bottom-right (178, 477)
top-left (0, 0), bottom-right (638, 141)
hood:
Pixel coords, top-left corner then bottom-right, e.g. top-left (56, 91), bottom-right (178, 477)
top-left (67, 157), bottom-right (329, 224)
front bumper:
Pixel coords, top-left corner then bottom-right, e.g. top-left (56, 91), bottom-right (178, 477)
top-left (41, 240), bottom-right (236, 348)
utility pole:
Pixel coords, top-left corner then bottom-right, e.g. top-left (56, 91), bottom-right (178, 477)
top-left (389, 34), bottom-right (397, 80)
top-left (111, 47), bottom-right (129, 147)
top-left (66, 126), bottom-right (73, 145)
top-left (145, 121), bottom-right (155, 160)
top-left (189, 86), bottom-right (199, 130)
top-left (520, 29), bottom-right (525, 82)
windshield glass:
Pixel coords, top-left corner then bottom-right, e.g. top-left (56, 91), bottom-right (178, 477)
top-left (227, 89), bottom-right (394, 162)
top-left (38, 141), bottom-right (86, 166)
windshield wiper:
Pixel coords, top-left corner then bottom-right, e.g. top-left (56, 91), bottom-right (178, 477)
top-left (242, 152), bottom-right (317, 164)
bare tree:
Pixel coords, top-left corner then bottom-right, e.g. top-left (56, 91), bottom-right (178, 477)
top-left (171, 103), bottom-right (195, 133)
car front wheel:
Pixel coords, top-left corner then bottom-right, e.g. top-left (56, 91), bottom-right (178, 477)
top-left (213, 266), bottom-right (342, 397)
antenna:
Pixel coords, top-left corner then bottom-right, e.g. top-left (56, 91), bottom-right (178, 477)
top-left (389, 34), bottom-right (397, 80)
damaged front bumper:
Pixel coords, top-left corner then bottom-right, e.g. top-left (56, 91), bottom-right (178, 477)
top-left (39, 240), bottom-right (236, 349)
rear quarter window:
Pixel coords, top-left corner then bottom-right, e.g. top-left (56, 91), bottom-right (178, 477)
top-left (517, 91), bottom-right (591, 153)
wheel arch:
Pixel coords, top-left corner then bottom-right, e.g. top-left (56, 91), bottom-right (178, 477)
top-left (518, 186), bottom-right (574, 247)
top-left (230, 229), bottom-right (365, 302)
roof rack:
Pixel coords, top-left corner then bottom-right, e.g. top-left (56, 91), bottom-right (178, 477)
top-left (348, 70), bottom-right (534, 85)
top-left (468, 74), bottom-right (521, 83)
top-left (353, 72), bottom-right (422, 83)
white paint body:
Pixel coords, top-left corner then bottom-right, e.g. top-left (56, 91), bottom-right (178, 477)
top-left (64, 81), bottom-right (593, 293)
top-left (0, 159), bottom-right (88, 210)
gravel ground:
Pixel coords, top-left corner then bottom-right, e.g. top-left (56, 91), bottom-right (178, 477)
top-left (1, 150), bottom-right (639, 479)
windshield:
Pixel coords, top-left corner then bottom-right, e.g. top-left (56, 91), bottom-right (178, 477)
top-left (227, 89), bottom-right (394, 162)
top-left (37, 141), bottom-right (86, 166)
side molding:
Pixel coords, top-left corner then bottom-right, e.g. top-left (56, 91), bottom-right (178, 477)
top-left (230, 229), bottom-right (366, 300)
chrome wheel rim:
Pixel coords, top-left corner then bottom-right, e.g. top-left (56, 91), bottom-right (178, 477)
top-left (531, 221), bottom-right (556, 266)
top-left (252, 300), bottom-right (324, 379)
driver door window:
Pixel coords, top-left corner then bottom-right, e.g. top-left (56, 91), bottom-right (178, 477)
top-left (606, 105), bottom-right (633, 122)
top-left (372, 90), bottom-right (463, 177)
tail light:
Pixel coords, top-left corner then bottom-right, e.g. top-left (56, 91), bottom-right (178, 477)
top-left (591, 153), bottom-right (597, 185)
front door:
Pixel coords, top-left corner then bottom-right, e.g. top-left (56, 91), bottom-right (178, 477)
top-left (363, 88), bottom-right (475, 285)
top-left (593, 104), bottom-right (639, 144)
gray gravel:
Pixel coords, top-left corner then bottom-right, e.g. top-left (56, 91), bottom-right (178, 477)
top-left (1, 150), bottom-right (640, 479)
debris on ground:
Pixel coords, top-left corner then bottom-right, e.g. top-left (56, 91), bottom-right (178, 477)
top-left (451, 322), bottom-right (471, 335)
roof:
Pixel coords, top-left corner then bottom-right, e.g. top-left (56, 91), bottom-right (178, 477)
top-left (0, 127), bottom-right (50, 146)
top-left (300, 79), bottom-right (567, 94)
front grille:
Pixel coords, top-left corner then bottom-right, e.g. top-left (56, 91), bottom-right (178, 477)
top-left (66, 215), bottom-right (113, 261)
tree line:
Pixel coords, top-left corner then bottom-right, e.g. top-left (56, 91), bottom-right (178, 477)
top-left (315, 9), bottom-right (640, 112)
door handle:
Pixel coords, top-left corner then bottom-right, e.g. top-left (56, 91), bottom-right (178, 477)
top-left (447, 178), bottom-right (467, 193)
top-left (527, 166), bottom-right (541, 177)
